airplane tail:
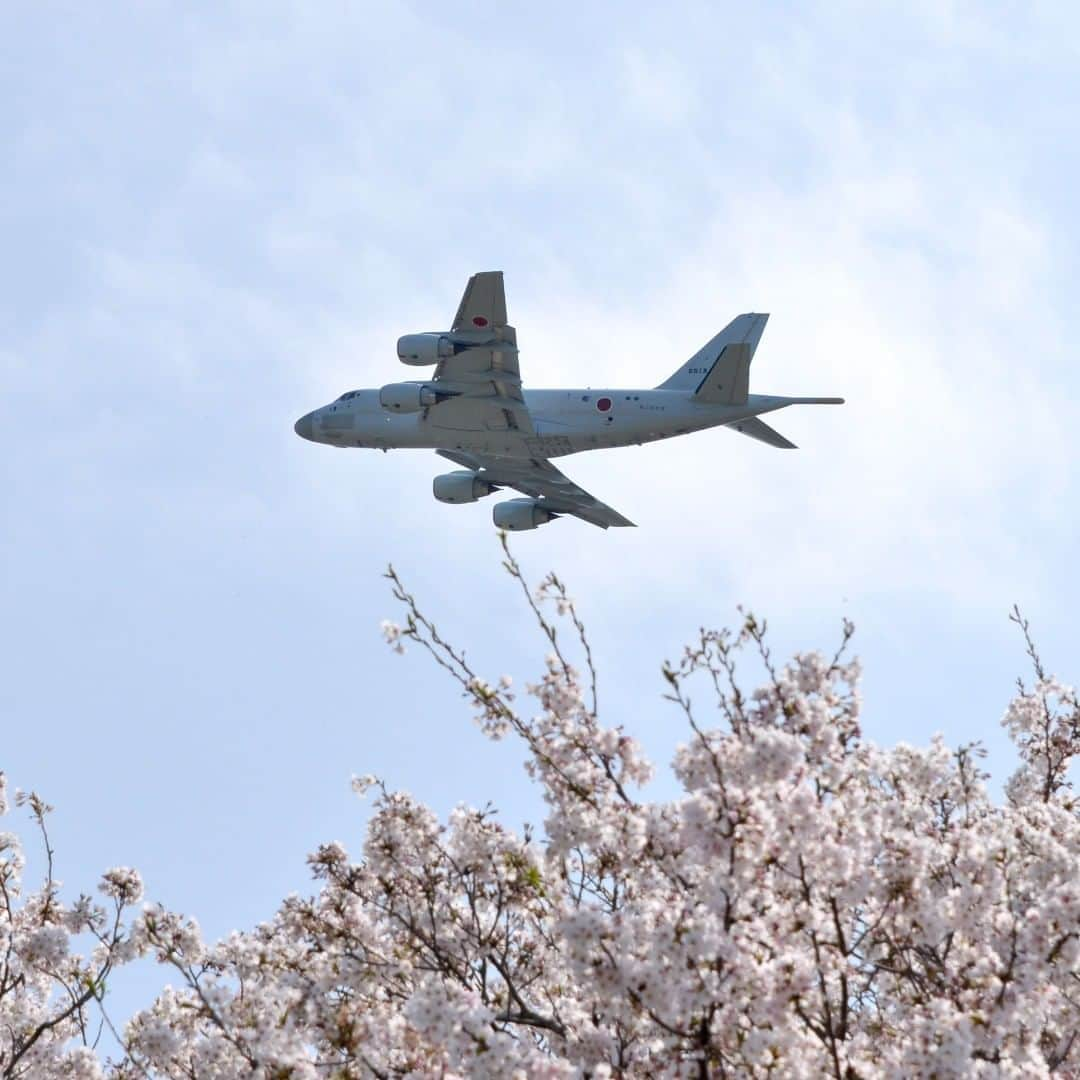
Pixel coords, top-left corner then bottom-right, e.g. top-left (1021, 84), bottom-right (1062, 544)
top-left (726, 398), bottom-right (845, 450)
top-left (660, 314), bottom-right (844, 449)
top-left (656, 313), bottom-right (769, 394)
top-left (727, 416), bottom-right (798, 449)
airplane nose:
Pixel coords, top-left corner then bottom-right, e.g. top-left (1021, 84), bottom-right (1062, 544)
top-left (294, 412), bottom-right (315, 440)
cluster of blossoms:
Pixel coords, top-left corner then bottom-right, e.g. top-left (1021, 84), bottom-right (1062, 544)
top-left (0, 776), bottom-right (144, 1079)
top-left (6, 545), bottom-right (1080, 1077)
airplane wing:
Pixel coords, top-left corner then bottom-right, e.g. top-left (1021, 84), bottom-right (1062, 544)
top-left (437, 449), bottom-right (636, 529)
top-left (451, 271), bottom-right (508, 333)
top-left (427, 271), bottom-right (533, 434)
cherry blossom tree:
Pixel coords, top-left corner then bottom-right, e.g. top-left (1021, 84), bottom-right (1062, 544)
top-left (7, 540), bottom-right (1080, 1077)
top-left (0, 777), bottom-right (144, 1079)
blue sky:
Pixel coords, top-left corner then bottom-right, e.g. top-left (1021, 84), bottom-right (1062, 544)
top-left (3, 1), bottom-right (1078, 1034)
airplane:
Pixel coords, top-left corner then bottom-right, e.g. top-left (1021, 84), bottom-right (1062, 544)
top-left (294, 271), bottom-right (843, 530)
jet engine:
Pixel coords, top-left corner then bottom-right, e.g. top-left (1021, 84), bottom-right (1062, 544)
top-left (397, 333), bottom-right (454, 366)
top-left (379, 382), bottom-right (439, 413)
top-left (433, 471), bottom-right (496, 504)
top-left (492, 498), bottom-right (556, 531)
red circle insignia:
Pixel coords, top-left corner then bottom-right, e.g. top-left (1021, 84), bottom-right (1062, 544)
top-left (472, 315), bottom-right (489, 327)
top-left (597, 397), bottom-right (612, 412)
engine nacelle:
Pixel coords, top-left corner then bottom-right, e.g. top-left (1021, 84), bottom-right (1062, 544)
top-left (492, 498), bottom-right (555, 532)
top-left (433, 471), bottom-right (495, 504)
top-left (379, 382), bottom-right (438, 413)
top-left (397, 333), bottom-right (454, 366)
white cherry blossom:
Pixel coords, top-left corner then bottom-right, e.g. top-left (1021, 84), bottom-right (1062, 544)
top-left (5, 554), bottom-right (1080, 1078)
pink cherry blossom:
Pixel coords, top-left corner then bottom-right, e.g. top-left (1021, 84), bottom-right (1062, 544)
top-left (4, 558), bottom-right (1079, 1078)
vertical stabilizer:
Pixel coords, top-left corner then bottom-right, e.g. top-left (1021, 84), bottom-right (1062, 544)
top-left (693, 342), bottom-right (751, 405)
top-left (657, 313), bottom-right (768, 392)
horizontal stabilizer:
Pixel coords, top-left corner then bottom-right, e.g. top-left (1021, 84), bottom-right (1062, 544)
top-left (726, 416), bottom-right (797, 449)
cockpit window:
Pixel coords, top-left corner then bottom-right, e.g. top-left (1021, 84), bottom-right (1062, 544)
top-left (336, 390), bottom-right (359, 401)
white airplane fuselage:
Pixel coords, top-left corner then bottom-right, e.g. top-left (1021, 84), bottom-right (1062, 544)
top-left (295, 277), bottom-right (843, 529)
top-left (297, 386), bottom-right (798, 459)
